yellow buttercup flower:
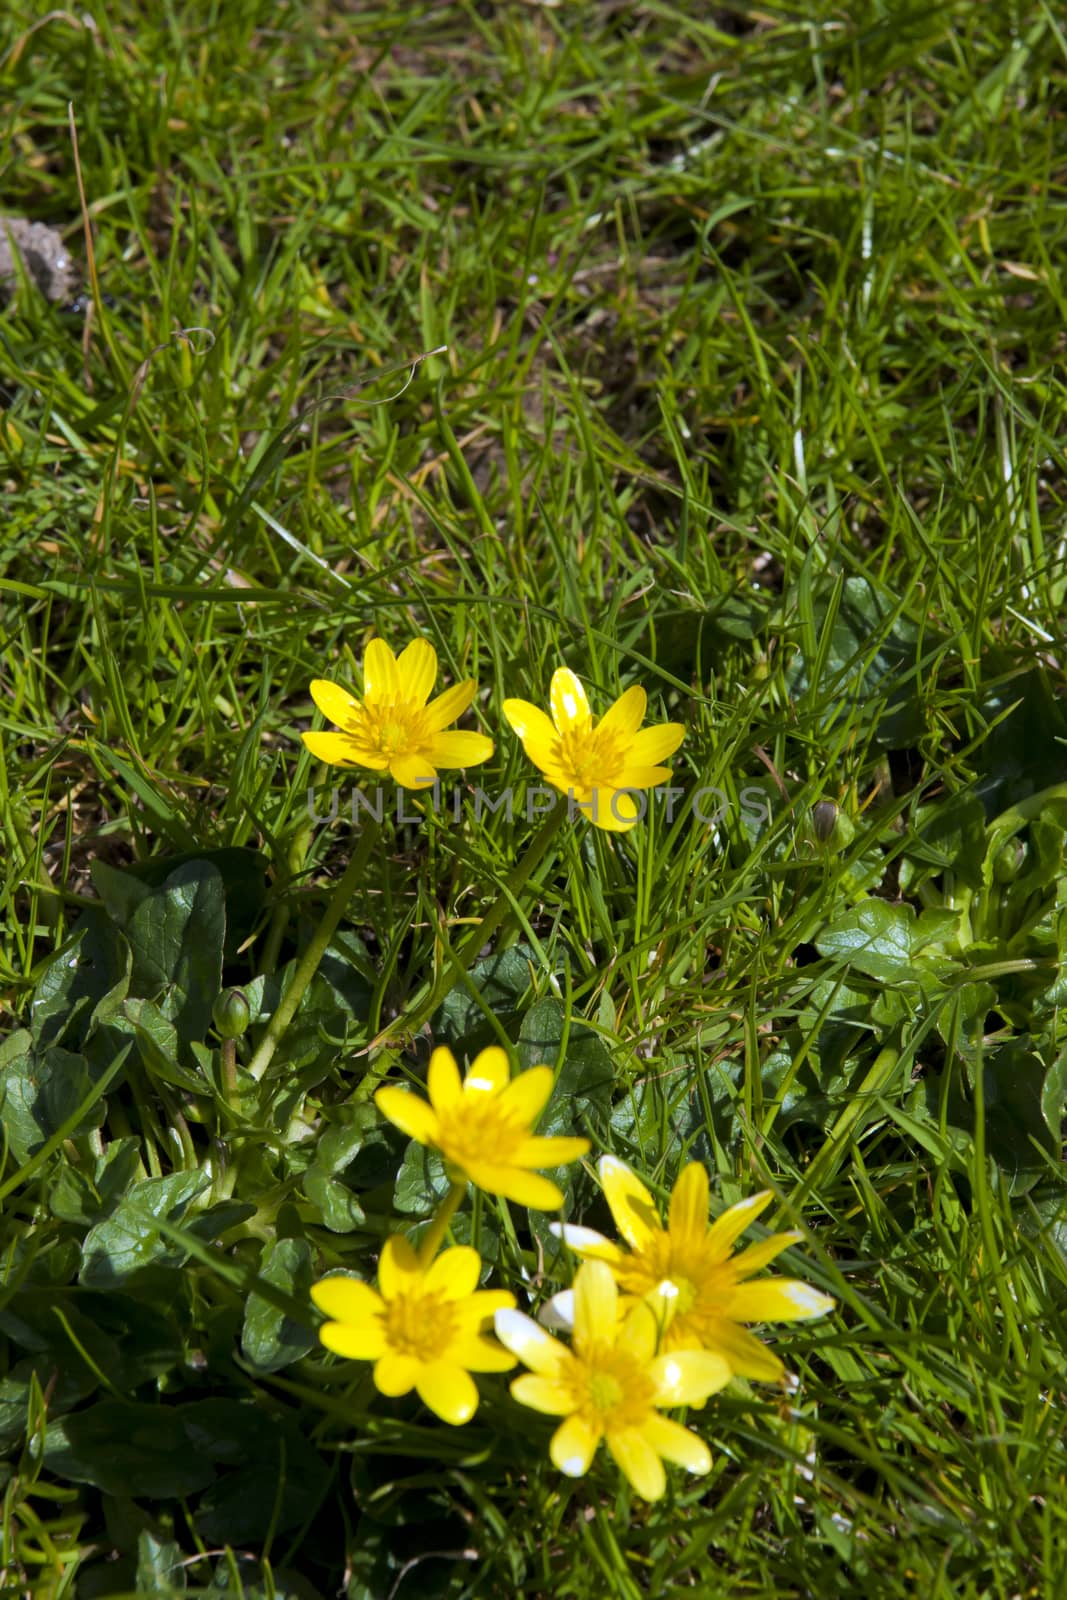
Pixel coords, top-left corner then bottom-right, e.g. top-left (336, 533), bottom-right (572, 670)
top-left (502, 667), bottom-right (684, 832)
top-left (553, 1157), bottom-right (834, 1380)
top-left (311, 1237), bottom-right (515, 1425)
top-left (375, 1044), bottom-right (590, 1210)
top-left (303, 636), bottom-right (493, 790)
top-left (494, 1258), bottom-right (730, 1501)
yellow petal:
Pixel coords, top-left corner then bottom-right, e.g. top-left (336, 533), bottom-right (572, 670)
top-left (415, 1360), bottom-right (478, 1424)
top-left (494, 1064), bottom-right (553, 1122)
top-left (668, 1163), bottom-right (709, 1250)
top-left (728, 1280), bottom-right (835, 1322)
top-left (614, 764), bottom-right (676, 789)
top-left (598, 1155), bottom-right (660, 1250)
top-left (704, 1189), bottom-right (774, 1262)
top-left (550, 1223), bottom-right (624, 1264)
top-left (318, 1318), bottom-right (387, 1361)
top-left (424, 1245), bottom-right (480, 1300)
top-left (729, 1232), bottom-right (804, 1279)
top-left (428, 730), bottom-right (494, 768)
top-left (427, 1046), bottom-right (463, 1112)
top-left (395, 637), bottom-right (438, 707)
top-left (550, 1414), bottom-right (599, 1477)
top-left (639, 1414), bottom-right (711, 1476)
top-left (301, 731), bottom-right (387, 769)
top-left (362, 638), bottom-right (399, 699)
top-left (649, 1348), bottom-right (731, 1405)
top-left (607, 1426), bottom-right (665, 1501)
top-left (588, 789), bottom-right (640, 832)
top-left (311, 1275), bottom-right (383, 1323)
top-left (449, 1333), bottom-right (516, 1373)
top-left (464, 1046), bottom-right (511, 1096)
top-left (463, 1288), bottom-right (517, 1323)
top-left (502, 697), bottom-right (560, 768)
top-left (374, 1086), bottom-right (439, 1146)
top-left (425, 679), bottom-right (477, 731)
top-left (389, 752), bottom-right (437, 789)
top-left (309, 678), bottom-right (361, 728)
top-left (462, 1161), bottom-right (564, 1209)
top-left (378, 1234), bottom-right (421, 1298)
top-left (373, 1350), bottom-right (419, 1396)
top-left (494, 1309), bottom-right (570, 1377)
top-left (616, 1300), bottom-right (659, 1363)
top-left (510, 1374), bottom-right (573, 1413)
top-left (692, 1317), bottom-right (785, 1381)
top-left (549, 668), bottom-right (590, 732)
top-left (625, 723), bottom-right (686, 765)
top-left (515, 1135), bottom-right (590, 1169)
top-left (572, 1259), bottom-right (618, 1345)
top-left (597, 684), bottom-right (647, 738)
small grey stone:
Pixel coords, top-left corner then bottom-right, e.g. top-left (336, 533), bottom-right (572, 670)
top-left (0, 216), bottom-right (77, 303)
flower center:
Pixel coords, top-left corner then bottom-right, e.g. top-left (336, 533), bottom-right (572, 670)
top-left (569, 1342), bottom-right (655, 1432)
top-left (618, 1231), bottom-right (728, 1337)
top-left (557, 722), bottom-right (625, 788)
top-left (655, 1274), bottom-right (698, 1315)
top-left (435, 1099), bottom-right (526, 1173)
top-left (384, 1290), bottom-right (458, 1363)
top-left (352, 699), bottom-right (430, 759)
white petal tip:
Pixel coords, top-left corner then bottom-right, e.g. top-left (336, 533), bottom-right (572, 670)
top-left (790, 1286), bottom-right (836, 1316)
top-left (539, 1291), bottom-right (574, 1330)
top-left (560, 1456), bottom-right (587, 1477)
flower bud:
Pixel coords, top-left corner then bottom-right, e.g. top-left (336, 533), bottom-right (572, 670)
top-left (992, 838), bottom-right (1026, 884)
top-left (212, 987), bottom-right (251, 1039)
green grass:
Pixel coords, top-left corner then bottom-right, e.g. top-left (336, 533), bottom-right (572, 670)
top-left (2, 1), bottom-right (1067, 1596)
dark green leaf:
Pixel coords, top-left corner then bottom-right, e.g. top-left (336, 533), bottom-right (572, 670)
top-left (135, 1531), bottom-right (187, 1596)
top-left (121, 861), bottom-right (226, 1043)
top-left (79, 1171), bottom-right (212, 1286)
top-left (434, 946), bottom-right (536, 1047)
top-left (242, 1238), bottom-right (317, 1372)
top-left (29, 908), bottom-right (132, 1051)
top-left (392, 1143), bottom-right (450, 1216)
top-left (0, 1036), bottom-right (105, 1165)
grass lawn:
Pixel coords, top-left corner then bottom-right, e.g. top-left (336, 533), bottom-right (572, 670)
top-left (2, 2), bottom-right (1066, 1596)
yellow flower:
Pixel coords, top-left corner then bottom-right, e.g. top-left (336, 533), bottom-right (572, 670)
top-left (494, 1258), bottom-right (730, 1500)
top-left (553, 1157), bottom-right (834, 1380)
top-left (311, 1236), bottom-right (516, 1425)
top-left (375, 1044), bottom-right (590, 1210)
top-left (502, 667), bottom-right (684, 832)
top-left (303, 636), bottom-right (493, 790)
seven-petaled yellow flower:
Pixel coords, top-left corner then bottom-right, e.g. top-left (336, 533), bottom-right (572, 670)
top-left (502, 667), bottom-right (684, 832)
top-left (311, 1236), bottom-right (516, 1425)
top-left (494, 1258), bottom-right (730, 1500)
top-left (375, 1045), bottom-right (590, 1210)
top-left (303, 636), bottom-right (493, 790)
top-left (553, 1157), bottom-right (834, 1380)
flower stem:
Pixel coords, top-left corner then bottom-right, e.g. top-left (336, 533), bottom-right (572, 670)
top-left (220, 1037), bottom-right (238, 1104)
top-left (418, 1180), bottom-right (466, 1267)
top-left (247, 817), bottom-right (380, 1083)
top-left (371, 796), bottom-right (567, 1055)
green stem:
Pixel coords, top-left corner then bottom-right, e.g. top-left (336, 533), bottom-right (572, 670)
top-left (220, 1038), bottom-right (238, 1104)
top-left (375, 796), bottom-right (567, 1050)
top-left (247, 817), bottom-right (381, 1082)
top-left (262, 814), bottom-right (315, 976)
top-left (417, 1181), bottom-right (466, 1267)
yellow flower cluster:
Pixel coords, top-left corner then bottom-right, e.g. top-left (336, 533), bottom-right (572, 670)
top-left (303, 637), bottom-right (684, 832)
top-left (311, 1043), bottom-right (834, 1503)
